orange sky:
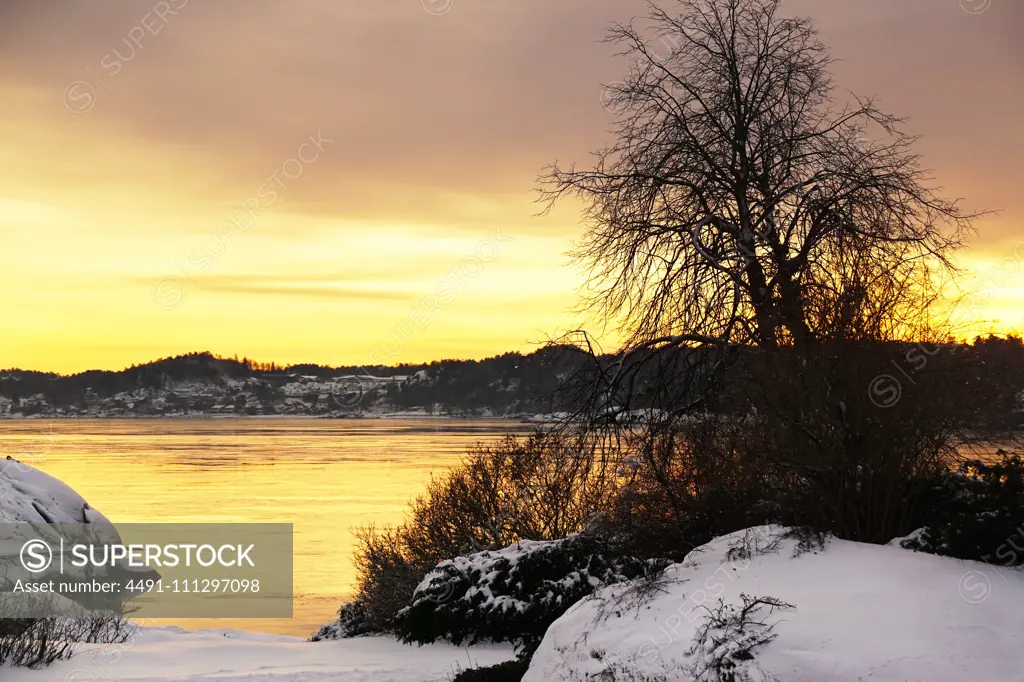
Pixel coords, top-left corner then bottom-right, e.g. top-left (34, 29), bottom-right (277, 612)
top-left (0, 0), bottom-right (1021, 374)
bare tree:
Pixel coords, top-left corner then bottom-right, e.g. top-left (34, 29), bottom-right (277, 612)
top-left (541, 0), bottom-right (976, 355)
top-left (533, 0), bottom-right (1007, 547)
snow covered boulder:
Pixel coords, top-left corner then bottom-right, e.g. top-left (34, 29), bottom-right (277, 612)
top-left (0, 456), bottom-right (119, 570)
top-left (525, 525), bottom-right (1024, 682)
top-left (395, 534), bottom-right (661, 654)
top-left (0, 456), bottom-right (152, 614)
top-left (0, 456), bottom-right (110, 525)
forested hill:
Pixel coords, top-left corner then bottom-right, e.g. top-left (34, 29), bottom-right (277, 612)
top-left (1, 336), bottom-right (1022, 421)
top-left (0, 347), bottom-right (588, 418)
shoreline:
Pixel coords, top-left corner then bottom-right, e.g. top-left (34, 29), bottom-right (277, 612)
top-left (0, 413), bottom-right (534, 421)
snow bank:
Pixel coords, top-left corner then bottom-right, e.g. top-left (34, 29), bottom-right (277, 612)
top-left (5, 626), bottom-right (516, 682)
top-left (525, 525), bottom-right (1024, 682)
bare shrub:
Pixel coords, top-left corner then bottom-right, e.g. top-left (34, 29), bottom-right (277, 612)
top-left (596, 417), bottom-right (789, 560)
top-left (730, 341), bottom-right (1015, 542)
top-left (450, 659), bottom-right (530, 682)
top-left (351, 431), bottom-right (619, 630)
top-left (402, 433), bottom-right (616, 559)
top-left (0, 613), bottom-right (134, 668)
top-left (687, 594), bottom-right (794, 682)
top-left (724, 527), bottom-right (786, 563)
top-left (349, 525), bottom-right (419, 633)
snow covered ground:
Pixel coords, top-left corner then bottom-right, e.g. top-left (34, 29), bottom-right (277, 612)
top-left (524, 525), bottom-right (1024, 682)
top-left (5, 627), bottom-right (515, 681)
top-left (7, 454), bottom-right (1024, 680)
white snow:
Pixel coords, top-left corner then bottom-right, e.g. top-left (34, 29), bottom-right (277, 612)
top-left (4, 627), bottom-right (515, 682)
top-left (413, 537), bottom-right (575, 595)
top-left (8, 456), bottom-right (1024, 680)
top-left (524, 525), bottom-right (1024, 682)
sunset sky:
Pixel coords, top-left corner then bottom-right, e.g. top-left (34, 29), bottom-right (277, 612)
top-left (1, 0), bottom-right (1021, 374)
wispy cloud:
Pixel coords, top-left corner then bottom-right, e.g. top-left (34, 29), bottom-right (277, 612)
top-left (127, 275), bottom-right (418, 302)
top-left (1, 0), bottom-right (1021, 370)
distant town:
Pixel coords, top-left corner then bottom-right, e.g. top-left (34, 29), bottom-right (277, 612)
top-left (3, 339), bottom-right (1023, 429)
top-left (0, 349), bottom-right (578, 419)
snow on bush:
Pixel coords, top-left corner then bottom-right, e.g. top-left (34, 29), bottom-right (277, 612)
top-left (394, 534), bottom-right (660, 654)
top-left (451, 659), bottom-right (530, 682)
top-left (685, 593), bottom-right (794, 682)
top-left (896, 455), bottom-right (1024, 565)
top-left (310, 600), bottom-right (378, 640)
top-left (524, 525), bottom-right (1024, 682)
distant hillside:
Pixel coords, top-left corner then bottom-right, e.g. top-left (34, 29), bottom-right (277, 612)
top-left (0, 348), bottom-right (589, 418)
top-left (1, 337), bottom-right (1021, 423)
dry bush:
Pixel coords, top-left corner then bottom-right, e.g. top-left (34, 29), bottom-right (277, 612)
top-left (734, 341), bottom-right (1015, 542)
top-left (351, 431), bottom-right (620, 630)
top-left (0, 613), bottom-right (134, 668)
top-left (595, 339), bottom-right (1020, 556)
top-left (597, 417), bottom-right (787, 560)
top-left (351, 524), bottom-right (423, 631)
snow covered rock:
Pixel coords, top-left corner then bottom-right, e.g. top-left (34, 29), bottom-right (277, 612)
top-left (0, 455), bottom-right (119, 571)
top-left (524, 525), bottom-right (1024, 682)
top-left (0, 456), bottom-right (110, 525)
top-left (0, 456), bottom-right (151, 612)
top-left (395, 534), bottom-right (658, 654)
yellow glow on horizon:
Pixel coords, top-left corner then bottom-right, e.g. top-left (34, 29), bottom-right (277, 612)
top-left (950, 245), bottom-right (1024, 340)
top-left (1, 71), bottom-right (1021, 374)
top-left (0, 82), bottom-right (593, 374)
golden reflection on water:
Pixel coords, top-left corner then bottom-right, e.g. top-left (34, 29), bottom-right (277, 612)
top-left (0, 418), bottom-right (530, 637)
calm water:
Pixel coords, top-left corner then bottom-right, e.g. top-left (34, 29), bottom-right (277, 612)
top-left (0, 418), bottom-right (532, 636)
